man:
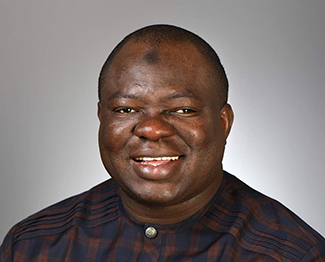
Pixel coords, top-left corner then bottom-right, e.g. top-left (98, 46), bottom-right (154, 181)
top-left (1, 24), bottom-right (324, 261)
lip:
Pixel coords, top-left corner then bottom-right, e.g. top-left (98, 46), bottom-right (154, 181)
top-left (130, 149), bottom-right (183, 180)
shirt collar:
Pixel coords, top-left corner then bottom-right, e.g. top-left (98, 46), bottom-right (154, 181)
top-left (118, 172), bottom-right (225, 234)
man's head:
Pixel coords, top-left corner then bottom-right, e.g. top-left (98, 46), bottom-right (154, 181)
top-left (98, 24), bottom-right (229, 108)
top-left (97, 24), bottom-right (233, 212)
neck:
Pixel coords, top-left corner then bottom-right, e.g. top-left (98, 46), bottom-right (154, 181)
top-left (120, 172), bottom-right (223, 225)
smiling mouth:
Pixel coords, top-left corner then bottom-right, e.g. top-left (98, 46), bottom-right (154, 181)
top-left (133, 156), bottom-right (181, 166)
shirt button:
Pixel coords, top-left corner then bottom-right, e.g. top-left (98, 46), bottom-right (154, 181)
top-left (145, 226), bottom-right (157, 239)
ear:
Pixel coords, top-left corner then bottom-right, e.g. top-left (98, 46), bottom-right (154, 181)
top-left (97, 102), bottom-right (102, 122)
top-left (220, 103), bottom-right (234, 139)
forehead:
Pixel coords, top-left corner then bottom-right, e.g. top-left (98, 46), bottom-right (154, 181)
top-left (113, 40), bottom-right (209, 71)
top-left (101, 40), bottom-right (219, 102)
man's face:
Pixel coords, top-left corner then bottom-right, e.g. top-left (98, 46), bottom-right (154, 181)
top-left (98, 40), bottom-right (233, 206)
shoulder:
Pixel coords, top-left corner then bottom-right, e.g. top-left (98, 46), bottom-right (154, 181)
top-left (0, 179), bottom-right (121, 259)
top-left (202, 171), bottom-right (325, 261)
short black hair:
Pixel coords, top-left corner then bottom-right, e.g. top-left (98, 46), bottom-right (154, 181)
top-left (98, 24), bottom-right (228, 105)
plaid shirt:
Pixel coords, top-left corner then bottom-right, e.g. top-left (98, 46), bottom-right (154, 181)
top-left (1, 171), bottom-right (325, 262)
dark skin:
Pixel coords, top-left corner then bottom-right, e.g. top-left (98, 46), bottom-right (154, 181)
top-left (98, 40), bottom-right (234, 225)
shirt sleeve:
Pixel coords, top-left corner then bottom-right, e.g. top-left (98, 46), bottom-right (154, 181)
top-left (0, 226), bottom-right (16, 262)
top-left (301, 242), bottom-right (325, 262)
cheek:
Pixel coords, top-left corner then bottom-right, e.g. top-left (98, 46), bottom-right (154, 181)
top-left (99, 120), bottom-right (133, 152)
top-left (99, 121), bottom-right (133, 175)
top-left (181, 118), bottom-right (223, 148)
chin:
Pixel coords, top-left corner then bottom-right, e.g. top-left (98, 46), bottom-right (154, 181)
top-left (128, 184), bottom-right (180, 207)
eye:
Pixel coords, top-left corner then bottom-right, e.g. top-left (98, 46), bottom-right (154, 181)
top-left (175, 108), bottom-right (196, 114)
top-left (116, 108), bottom-right (137, 114)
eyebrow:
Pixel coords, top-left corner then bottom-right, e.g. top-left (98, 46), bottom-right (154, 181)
top-left (106, 91), bottom-right (140, 102)
top-left (106, 89), bottom-right (201, 102)
top-left (165, 90), bottom-right (201, 101)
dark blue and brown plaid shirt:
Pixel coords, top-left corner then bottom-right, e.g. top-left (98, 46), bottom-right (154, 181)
top-left (1, 171), bottom-right (325, 261)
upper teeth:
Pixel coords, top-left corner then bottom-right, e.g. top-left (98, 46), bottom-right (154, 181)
top-left (135, 156), bottom-right (180, 161)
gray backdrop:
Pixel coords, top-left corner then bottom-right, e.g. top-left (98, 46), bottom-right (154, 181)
top-left (1, 0), bottom-right (324, 241)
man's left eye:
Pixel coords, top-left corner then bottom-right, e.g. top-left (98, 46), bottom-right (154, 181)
top-left (175, 108), bottom-right (196, 114)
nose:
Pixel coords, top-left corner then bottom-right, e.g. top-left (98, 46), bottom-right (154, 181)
top-left (133, 116), bottom-right (174, 141)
